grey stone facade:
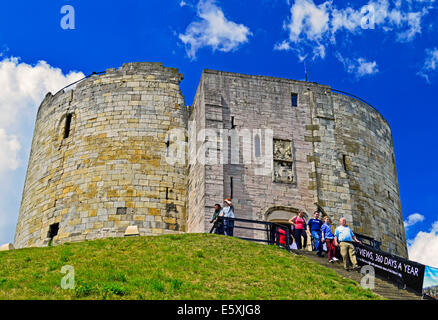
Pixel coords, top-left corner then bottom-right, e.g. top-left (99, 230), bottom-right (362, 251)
top-left (15, 63), bottom-right (407, 258)
top-left (188, 69), bottom-right (407, 258)
top-left (15, 63), bottom-right (188, 248)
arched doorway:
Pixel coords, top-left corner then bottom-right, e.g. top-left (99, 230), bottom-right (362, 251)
top-left (265, 206), bottom-right (307, 225)
top-left (265, 206), bottom-right (311, 251)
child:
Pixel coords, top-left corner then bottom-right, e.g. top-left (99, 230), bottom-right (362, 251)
top-left (321, 216), bottom-right (338, 263)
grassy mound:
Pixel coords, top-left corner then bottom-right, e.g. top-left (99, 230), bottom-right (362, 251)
top-left (0, 233), bottom-right (381, 300)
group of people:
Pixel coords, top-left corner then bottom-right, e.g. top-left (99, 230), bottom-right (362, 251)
top-left (288, 210), bottom-right (362, 271)
top-left (209, 201), bottom-right (362, 272)
top-left (210, 198), bottom-right (235, 236)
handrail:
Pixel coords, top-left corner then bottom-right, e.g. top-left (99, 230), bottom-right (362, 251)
top-left (53, 71), bottom-right (106, 97)
top-left (209, 216), bottom-right (382, 254)
top-left (210, 217), bottom-right (292, 251)
top-left (331, 88), bottom-right (376, 109)
top-left (355, 232), bottom-right (382, 250)
top-left (331, 88), bottom-right (383, 118)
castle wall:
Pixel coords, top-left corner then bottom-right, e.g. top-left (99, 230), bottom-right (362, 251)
top-left (188, 70), bottom-right (320, 238)
top-left (331, 93), bottom-right (407, 256)
top-left (14, 62), bottom-right (407, 257)
top-left (188, 69), bottom-right (407, 257)
top-left (14, 63), bottom-right (188, 248)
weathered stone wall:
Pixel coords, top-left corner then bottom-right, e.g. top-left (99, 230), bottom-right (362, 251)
top-left (14, 63), bottom-right (188, 248)
top-left (331, 93), bottom-right (407, 257)
top-left (15, 63), bottom-right (407, 257)
top-left (188, 69), bottom-right (407, 257)
top-left (188, 70), bottom-right (321, 239)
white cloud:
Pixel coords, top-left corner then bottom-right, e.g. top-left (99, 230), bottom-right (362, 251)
top-left (404, 213), bottom-right (425, 228)
top-left (0, 56), bottom-right (84, 245)
top-left (336, 52), bottom-right (379, 78)
top-left (396, 10), bottom-right (423, 42)
top-left (408, 221), bottom-right (438, 268)
top-left (0, 57), bottom-right (84, 131)
top-left (179, 0), bottom-right (252, 59)
top-left (356, 58), bottom-right (379, 76)
top-left (0, 129), bottom-right (21, 173)
top-left (180, 0), bottom-right (188, 7)
top-left (274, 40), bottom-right (292, 51)
top-left (277, 0), bottom-right (430, 60)
top-left (286, 0), bottom-right (330, 43)
top-left (417, 47), bottom-right (438, 82)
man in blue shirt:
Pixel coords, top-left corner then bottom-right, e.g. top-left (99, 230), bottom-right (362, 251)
top-left (307, 211), bottom-right (324, 257)
top-left (334, 217), bottom-right (362, 271)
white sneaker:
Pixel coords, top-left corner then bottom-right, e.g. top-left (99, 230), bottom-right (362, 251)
top-left (332, 257), bottom-right (339, 261)
top-left (329, 259), bottom-right (334, 263)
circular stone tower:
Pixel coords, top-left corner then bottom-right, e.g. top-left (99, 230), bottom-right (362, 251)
top-left (15, 62), bottom-right (188, 248)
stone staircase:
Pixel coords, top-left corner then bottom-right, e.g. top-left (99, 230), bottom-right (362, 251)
top-left (293, 249), bottom-right (422, 300)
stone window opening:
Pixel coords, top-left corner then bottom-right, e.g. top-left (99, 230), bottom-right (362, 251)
top-left (166, 135), bottom-right (170, 157)
top-left (387, 191), bottom-right (393, 202)
top-left (342, 155), bottom-right (348, 171)
top-left (291, 93), bottom-right (298, 107)
top-left (116, 207), bottom-right (127, 215)
top-left (230, 177), bottom-right (233, 200)
top-left (231, 116), bottom-right (236, 129)
top-left (342, 154), bottom-right (352, 172)
top-left (47, 223), bottom-right (59, 242)
top-left (63, 113), bottom-right (73, 139)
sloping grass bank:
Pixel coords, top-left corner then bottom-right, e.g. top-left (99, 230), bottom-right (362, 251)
top-left (0, 233), bottom-right (381, 300)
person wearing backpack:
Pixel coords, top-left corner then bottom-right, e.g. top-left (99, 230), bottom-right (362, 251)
top-left (289, 210), bottom-right (307, 250)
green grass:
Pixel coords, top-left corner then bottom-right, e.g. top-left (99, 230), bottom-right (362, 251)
top-left (0, 233), bottom-right (381, 300)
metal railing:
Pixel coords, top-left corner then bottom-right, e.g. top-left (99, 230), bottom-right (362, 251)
top-left (53, 71), bottom-right (106, 97)
top-left (210, 217), bottom-right (292, 251)
top-left (355, 232), bottom-right (382, 250)
top-left (209, 217), bottom-right (384, 254)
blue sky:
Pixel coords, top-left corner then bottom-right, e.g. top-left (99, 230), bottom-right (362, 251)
top-left (0, 0), bottom-right (437, 266)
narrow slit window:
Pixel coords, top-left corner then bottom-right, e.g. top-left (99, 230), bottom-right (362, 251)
top-left (64, 114), bottom-right (72, 139)
top-left (291, 93), bottom-right (298, 107)
top-left (230, 177), bottom-right (233, 200)
top-left (254, 134), bottom-right (261, 158)
top-left (231, 116), bottom-right (236, 129)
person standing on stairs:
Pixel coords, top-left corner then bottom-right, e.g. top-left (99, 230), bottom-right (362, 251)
top-left (334, 217), bottom-right (362, 271)
top-left (289, 210), bottom-right (308, 250)
top-left (321, 216), bottom-right (338, 263)
top-left (307, 211), bottom-right (324, 257)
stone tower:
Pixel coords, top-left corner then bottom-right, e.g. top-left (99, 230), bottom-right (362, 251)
top-left (14, 63), bottom-right (188, 248)
top-left (14, 64), bottom-right (408, 258)
top-left (187, 69), bottom-right (407, 258)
